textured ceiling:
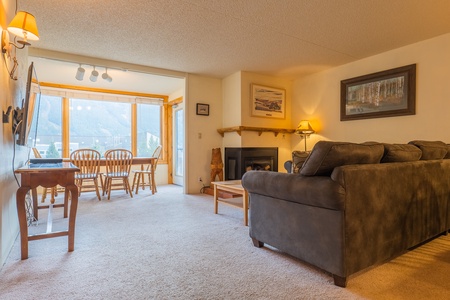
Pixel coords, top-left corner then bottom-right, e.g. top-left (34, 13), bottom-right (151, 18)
top-left (19, 0), bottom-right (450, 81)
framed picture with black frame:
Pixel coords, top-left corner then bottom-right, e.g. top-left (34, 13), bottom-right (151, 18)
top-left (340, 64), bottom-right (416, 121)
top-left (196, 103), bottom-right (209, 116)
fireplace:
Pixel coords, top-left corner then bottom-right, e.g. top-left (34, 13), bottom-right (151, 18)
top-left (224, 147), bottom-right (278, 180)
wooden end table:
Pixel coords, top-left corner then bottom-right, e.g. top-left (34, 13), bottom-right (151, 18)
top-left (211, 180), bottom-right (249, 226)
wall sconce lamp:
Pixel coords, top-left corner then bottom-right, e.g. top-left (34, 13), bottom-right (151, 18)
top-left (1, 11), bottom-right (39, 79)
top-left (295, 120), bottom-right (315, 152)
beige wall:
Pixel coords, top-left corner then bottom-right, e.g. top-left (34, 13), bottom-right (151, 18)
top-left (0, 1), bottom-right (31, 265)
top-left (185, 74), bottom-right (223, 193)
top-left (291, 33), bottom-right (450, 149)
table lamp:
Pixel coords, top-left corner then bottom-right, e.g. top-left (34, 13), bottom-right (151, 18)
top-left (295, 120), bottom-right (315, 151)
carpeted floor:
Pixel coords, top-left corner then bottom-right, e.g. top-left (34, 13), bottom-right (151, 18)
top-left (1, 185), bottom-right (449, 299)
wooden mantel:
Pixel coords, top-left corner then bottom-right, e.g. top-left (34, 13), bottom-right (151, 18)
top-left (217, 126), bottom-right (296, 137)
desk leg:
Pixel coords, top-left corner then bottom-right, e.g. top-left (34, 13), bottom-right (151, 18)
top-left (151, 165), bottom-right (156, 194)
top-left (67, 184), bottom-right (79, 252)
top-left (243, 190), bottom-right (249, 226)
top-left (16, 187), bottom-right (30, 260)
top-left (213, 185), bottom-right (218, 214)
top-left (63, 187), bottom-right (69, 218)
top-left (31, 188), bottom-right (38, 221)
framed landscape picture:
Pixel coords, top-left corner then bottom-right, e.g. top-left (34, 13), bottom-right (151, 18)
top-left (340, 64), bottom-right (416, 121)
top-left (251, 84), bottom-right (286, 119)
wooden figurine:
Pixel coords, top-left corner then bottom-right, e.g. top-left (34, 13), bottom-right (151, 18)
top-left (210, 148), bottom-right (224, 182)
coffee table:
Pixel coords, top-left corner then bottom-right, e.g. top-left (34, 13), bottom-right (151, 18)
top-left (211, 180), bottom-right (249, 226)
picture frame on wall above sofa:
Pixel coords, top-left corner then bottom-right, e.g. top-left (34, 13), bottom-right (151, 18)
top-left (251, 84), bottom-right (286, 119)
top-left (340, 64), bottom-right (416, 121)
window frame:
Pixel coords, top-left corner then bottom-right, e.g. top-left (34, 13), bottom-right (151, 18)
top-left (35, 82), bottom-right (168, 162)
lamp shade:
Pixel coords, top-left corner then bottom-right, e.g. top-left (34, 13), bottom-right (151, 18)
top-left (295, 120), bottom-right (315, 134)
top-left (7, 11), bottom-right (39, 41)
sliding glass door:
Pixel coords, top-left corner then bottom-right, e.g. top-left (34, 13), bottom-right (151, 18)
top-left (173, 106), bottom-right (184, 186)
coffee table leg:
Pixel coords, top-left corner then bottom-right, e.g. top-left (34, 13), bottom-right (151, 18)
top-left (243, 190), bottom-right (248, 226)
top-left (213, 184), bottom-right (218, 214)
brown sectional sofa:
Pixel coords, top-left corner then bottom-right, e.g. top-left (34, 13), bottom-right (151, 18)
top-left (242, 140), bottom-right (450, 287)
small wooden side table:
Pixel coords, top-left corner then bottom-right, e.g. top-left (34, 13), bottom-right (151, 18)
top-left (15, 162), bottom-right (80, 260)
top-left (212, 180), bottom-right (249, 226)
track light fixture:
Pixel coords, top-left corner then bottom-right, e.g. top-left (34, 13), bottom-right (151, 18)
top-left (75, 65), bottom-right (112, 83)
top-left (102, 68), bottom-right (112, 82)
top-left (75, 64), bottom-right (85, 81)
top-left (90, 66), bottom-right (99, 82)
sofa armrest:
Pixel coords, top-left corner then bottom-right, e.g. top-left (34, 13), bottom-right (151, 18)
top-left (242, 171), bottom-right (345, 210)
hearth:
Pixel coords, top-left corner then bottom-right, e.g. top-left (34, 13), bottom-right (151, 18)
top-left (225, 147), bottom-right (278, 180)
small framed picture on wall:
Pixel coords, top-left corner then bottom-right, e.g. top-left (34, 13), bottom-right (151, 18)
top-left (196, 103), bottom-right (210, 116)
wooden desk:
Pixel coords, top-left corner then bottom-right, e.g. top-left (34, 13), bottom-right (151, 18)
top-left (212, 180), bottom-right (249, 226)
top-left (15, 162), bottom-right (80, 260)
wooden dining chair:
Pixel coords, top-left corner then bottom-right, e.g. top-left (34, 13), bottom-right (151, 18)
top-left (131, 145), bottom-right (162, 194)
top-left (103, 149), bottom-right (134, 200)
top-left (70, 149), bottom-right (102, 200)
top-left (32, 147), bottom-right (58, 203)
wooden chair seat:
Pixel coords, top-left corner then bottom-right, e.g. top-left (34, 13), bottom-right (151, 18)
top-left (70, 149), bottom-right (102, 200)
top-left (132, 145), bottom-right (162, 194)
top-left (32, 147), bottom-right (60, 203)
top-left (103, 149), bottom-right (133, 200)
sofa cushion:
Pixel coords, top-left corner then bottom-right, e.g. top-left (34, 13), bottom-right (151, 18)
top-left (408, 140), bottom-right (448, 160)
top-left (292, 151), bottom-right (310, 173)
top-left (381, 143), bottom-right (422, 163)
top-left (300, 141), bottom-right (384, 176)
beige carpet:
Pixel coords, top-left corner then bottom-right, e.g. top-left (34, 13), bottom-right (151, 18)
top-left (1, 185), bottom-right (449, 299)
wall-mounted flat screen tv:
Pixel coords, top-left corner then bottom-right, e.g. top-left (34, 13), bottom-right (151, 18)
top-left (14, 62), bottom-right (41, 146)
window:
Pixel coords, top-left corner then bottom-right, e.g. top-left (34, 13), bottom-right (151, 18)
top-left (32, 90), bottom-right (166, 159)
top-left (34, 95), bottom-right (62, 158)
top-left (70, 98), bottom-right (132, 153)
top-left (136, 103), bottom-right (161, 156)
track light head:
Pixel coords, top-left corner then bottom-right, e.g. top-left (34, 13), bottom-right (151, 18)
top-left (102, 69), bottom-right (112, 82)
top-left (90, 67), bottom-right (99, 82)
top-left (75, 65), bottom-right (85, 81)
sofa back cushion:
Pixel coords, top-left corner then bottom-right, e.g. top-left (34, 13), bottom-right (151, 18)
top-left (408, 140), bottom-right (448, 160)
top-left (300, 141), bottom-right (384, 176)
top-left (445, 145), bottom-right (450, 159)
top-left (381, 143), bottom-right (422, 163)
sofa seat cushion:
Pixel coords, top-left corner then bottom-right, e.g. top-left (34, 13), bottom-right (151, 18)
top-left (408, 140), bottom-right (448, 160)
top-left (381, 143), bottom-right (422, 162)
top-left (300, 141), bottom-right (384, 176)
